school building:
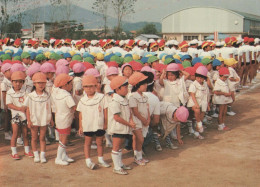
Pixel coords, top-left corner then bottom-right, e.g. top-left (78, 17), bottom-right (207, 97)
top-left (162, 7), bottom-right (260, 41)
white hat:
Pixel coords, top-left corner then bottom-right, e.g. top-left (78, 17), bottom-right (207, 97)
top-left (91, 40), bottom-right (99, 45)
top-left (148, 39), bottom-right (155, 43)
top-left (189, 39), bottom-right (198, 45)
top-left (50, 39), bottom-right (56, 44)
top-left (119, 40), bottom-right (125, 46)
top-left (24, 39), bottom-right (28, 45)
top-left (172, 40), bottom-right (179, 46)
top-left (198, 41), bottom-right (203, 46)
top-left (237, 37), bottom-right (243, 44)
top-left (216, 41), bottom-right (221, 46)
top-left (254, 38), bottom-right (260, 44)
top-left (139, 40), bottom-right (146, 46)
top-left (220, 41), bottom-right (225, 46)
top-left (10, 38), bottom-right (14, 42)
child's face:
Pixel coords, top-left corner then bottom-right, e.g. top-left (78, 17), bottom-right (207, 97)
top-left (216, 66), bottom-right (220, 70)
top-left (4, 70), bottom-right (11, 80)
top-left (155, 70), bottom-right (161, 80)
top-left (206, 63), bottom-right (212, 71)
top-left (151, 61), bottom-right (159, 69)
top-left (138, 83), bottom-right (147, 93)
top-left (220, 75), bottom-right (228, 81)
top-left (232, 63), bottom-right (237, 68)
top-left (83, 85), bottom-right (96, 97)
top-left (107, 74), bottom-right (118, 81)
top-left (196, 76), bottom-right (205, 85)
top-left (66, 57), bottom-right (72, 62)
top-left (46, 72), bottom-right (54, 80)
top-left (63, 80), bottom-right (73, 92)
top-left (167, 71), bottom-right (177, 81)
top-left (12, 80), bottom-right (24, 91)
top-left (116, 84), bottom-right (128, 96)
top-left (34, 82), bottom-right (46, 92)
top-left (190, 75), bottom-right (195, 81)
top-left (123, 66), bottom-right (133, 78)
top-left (22, 57), bottom-right (30, 65)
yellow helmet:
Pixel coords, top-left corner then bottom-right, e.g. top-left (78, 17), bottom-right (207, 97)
top-left (224, 58), bottom-right (238, 66)
top-left (96, 53), bottom-right (104, 61)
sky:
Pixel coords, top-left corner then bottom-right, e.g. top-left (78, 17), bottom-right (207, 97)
top-left (78, 0), bottom-right (260, 23)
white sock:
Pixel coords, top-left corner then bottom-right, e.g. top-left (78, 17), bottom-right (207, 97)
top-left (55, 129), bottom-right (59, 141)
top-left (98, 156), bottom-right (105, 163)
top-left (40, 152), bottom-right (46, 158)
top-left (118, 150), bottom-right (124, 167)
top-left (134, 150), bottom-right (137, 156)
top-left (86, 158), bottom-right (92, 165)
top-left (11, 147), bottom-right (17, 155)
top-left (24, 146), bottom-right (30, 153)
top-left (111, 151), bottom-right (121, 170)
top-left (57, 146), bottom-right (65, 160)
top-left (136, 151), bottom-right (142, 161)
top-left (34, 151), bottom-right (39, 158)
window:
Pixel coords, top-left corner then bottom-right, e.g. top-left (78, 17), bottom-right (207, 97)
top-left (184, 35), bottom-right (198, 41)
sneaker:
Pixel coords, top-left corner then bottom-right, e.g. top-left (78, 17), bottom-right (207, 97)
top-left (155, 144), bottom-right (162, 152)
top-left (227, 111), bottom-right (236, 116)
top-left (205, 115), bottom-right (212, 121)
top-left (24, 152), bottom-right (34, 158)
top-left (218, 126), bottom-right (230, 131)
top-left (34, 157), bottom-right (40, 163)
top-left (99, 161), bottom-right (111, 168)
top-left (55, 158), bottom-right (69, 166)
top-left (86, 161), bottom-right (96, 170)
top-left (5, 132), bottom-right (12, 140)
top-left (105, 143), bottom-right (113, 148)
top-left (11, 154), bottom-right (20, 160)
top-left (242, 85), bottom-right (249, 89)
top-left (252, 80), bottom-right (257, 84)
top-left (211, 113), bottom-right (219, 118)
top-left (134, 159), bottom-right (146, 166)
top-left (17, 138), bottom-right (24, 146)
top-left (41, 157), bottom-right (47, 163)
top-left (166, 143), bottom-right (178, 150)
top-left (113, 168), bottom-right (128, 175)
top-left (63, 155), bottom-right (74, 163)
top-left (91, 144), bottom-right (97, 150)
top-left (194, 132), bottom-right (204, 140)
top-left (121, 165), bottom-right (132, 170)
top-left (142, 158), bottom-right (149, 163)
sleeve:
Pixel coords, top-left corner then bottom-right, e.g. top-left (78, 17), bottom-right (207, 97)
top-left (213, 82), bottom-right (221, 91)
top-left (6, 94), bottom-right (12, 105)
top-left (76, 101), bottom-right (82, 112)
top-left (66, 95), bottom-right (76, 108)
top-left (23, 96), bottom-right (30, 107)
top-left (1, 82), bottom-right (7, 92)
top-left (128, 95), bottom-right (137, 108)
top-left (153, 102), bottom-right (160, 115)
top-left (109, 101), bottom-right (121, 115)
top-left (188, 83), bottom-right (196, 93)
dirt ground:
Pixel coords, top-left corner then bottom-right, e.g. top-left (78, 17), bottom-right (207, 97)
top-left (1, 79), bottom-right (260, 187)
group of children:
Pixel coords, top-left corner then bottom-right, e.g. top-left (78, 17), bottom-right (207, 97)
top-left (0, 36), bottom-right (258, 175)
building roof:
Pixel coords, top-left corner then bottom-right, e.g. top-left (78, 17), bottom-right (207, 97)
top-left (231, 10), bottom-right (260, 22)
top-left (139, 34), bottom-right (160, 38)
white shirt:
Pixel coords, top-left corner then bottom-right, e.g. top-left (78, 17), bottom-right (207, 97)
top-left (143, 92), bottom-right (160, 116)
top-left (213, 78), bottom-right (233, 104)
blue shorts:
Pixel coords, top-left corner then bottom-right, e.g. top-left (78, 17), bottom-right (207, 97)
top-left (84, 130), bottom-right (106, 137)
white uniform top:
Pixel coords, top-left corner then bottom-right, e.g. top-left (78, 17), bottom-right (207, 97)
top-left (188, 48), bottom-right (198, 59)
top-left (240, 45), bottom-right (251, 62)
top-left (109, 93), bottom-right (132, 135)
top-left (199, 51), bottom-right (212, 57)
top-left (187, 80), bottom-right (209, 112)
top-left (1, 77), bottom-right (12, 109)
top-left (24, 91), bottom-right (52, 126)
top-left (72, 76), bottom-right (83, 105)
top-left (220, 47), bottom-right (235, 59)
top-left (76, 92), bottom-right (107, 132)
top-left (129, 92), bottom-right (149, 137)
top-left (154, 80), bottom-right (164, 101)
top-left (228, 67), bottom-right (240, 92)
top-left (143, 92), bottom-right (160, 116)
top-left (6, 87), bottom-right (28, 121)
top-left (250, 46), bottom-right (257, 60)
top-left (213, 78), bottom-right (233, 104)
top-left (211, 70), bottom-right (219, 84)
top-left (163, 77), bottom-right (189, 107)
top-left (52, 88), bottom-right (76, 129)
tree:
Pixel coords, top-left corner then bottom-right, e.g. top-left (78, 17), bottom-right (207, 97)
top-left (5, 21), bottom-right (22, 38)
top-left (92, 0), bottom-right (110, 38)
top-left (49, 20), bottom-right (78, 39)
top-left (111, 0), bottom-right (137, 39)
top-left (137, 23), bottom-right (158, 35)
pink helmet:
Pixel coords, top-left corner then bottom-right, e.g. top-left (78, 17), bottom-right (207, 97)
top-left (28, 63), bottom-right (41, 77)
top-left (196, 66), bottom-right (208, 77)
top-left (176, 106), bottom-right (189, 122)
top-left (166, 63), bottom-right (179, 72)
top-left (106, 67), bottom-right (119, 76)
top-left (1, 63), bottom-right (12, 73)
top-left (56, 65), bottom-right (69, 76)
top-left (73, 62), bottom-right (86, 73)
top-left (56, 59), bottom-right (69, 68)
top-left (10, 63), bottom-right (26, 73)
top-left (40, 62), bottom-right (55, 73)
top-left (141, 66), bottom-right (156, 80)
top-left (121, 63), bottom-right (132, 71)
top-left (84, 68), bottom-right (100, 77)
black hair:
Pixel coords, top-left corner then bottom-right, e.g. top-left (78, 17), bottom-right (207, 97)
top-left (141, 71), bottom-right (154, 92)
top-left (113, 82), bottom-right (129, 94)
top-left (131, 78), bottom-right (148, 92)
top-left (166, 71), bottom-right (180, 79)
top-left (31, 85), bottom-right (46, 93)
top-left (74, 72), bottom-right (84, 77)
top-left (213, 65), bottom-right (220, 71)
top-left (195, 73), bottom-right (207, 80)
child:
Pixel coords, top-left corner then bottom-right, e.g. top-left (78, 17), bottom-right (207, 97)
top-left (24, 72), bottom-right (54, 163)
top-left (213, 67), bottom-right (233, 131)
top-left (40, 62), bottom-right (56, 94)
top-left (77, 75), bottom-right (110, 169)
top-left (187, 66), bottom-right (210, 139)
top-left (6, 71), bottom-right (33, 159)
top-left (53, 73), bottom-right (76, 165)
top-left (128, 72), bottom-right (150, 165)
top-left (109, 76), bottom-right (135, 175)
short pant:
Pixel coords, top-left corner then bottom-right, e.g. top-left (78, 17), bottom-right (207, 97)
top-left (112, 133), bottom-right (130, 138)
top-left (84, 129), bottom-right (106, 137)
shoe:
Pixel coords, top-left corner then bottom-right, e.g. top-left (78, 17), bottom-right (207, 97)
top-left (99, 161), bottom-right (111, 168)
top-left (166, 143), bottom-right (178, 150)
top-left (63, 155), bottom-right (74, 163)
top-left (55, 158), bottom-right (69, 166)
top-left (5, 132), bottom-right (12, 140)
top-left (252, 80), bottom-right (257, 84)
top-left (242, 85), bottom-right (249, 89)
top-left (218, 126), bottom-right (230, 131)
top-left (86, 161), bottom-right (96, 170)
top-left (142, 158), bottom-right (149, 163)
top-left (134, 159), bottom-right (146, 166)
top-left (105, 143), bottom-right (113, 148)
top-left (121, 165), bottom-right (132, 170)
top-left (11, 154), bottom-right (20, 160)
top-left (17, 138), bottom-right (24, 146)
top-left (205, 115), bottom-right (213, 121)
top-left (25, 152), bottom-right (34, 158)
top-left (194, 132), bottom-right (204, 140)
top-left (113, 168), bottom-right (128, 175)
top-left (34, 157), bottom-right (40, 163)
top-left (227, 111), bottom-right (236, 116)
top-left (155, 144), bottom-right (162, 152)
top-left (91, 144), bottom-right (97, 150)
top-left (211, 113), bottom-right (219, 118)
top-left (41, 157), bottom-right (47, 163)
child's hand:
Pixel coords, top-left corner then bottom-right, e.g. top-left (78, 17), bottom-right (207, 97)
top-left (225, 92), bottom-right (232, 97)
top-left (103, 124), bottom-right (107, 130)
top-left (194, 103), bottom-right (200, 109)
top-left (20, 106), bottom-right (27, 113)
top-left (78, 127), bottom-right (83, 135)
top-left (178, 138), bottom-right (183, 145)
top-left (129, 120), bottom-right (136, 129)
top-left (27, 121), bottom-right (32, 129)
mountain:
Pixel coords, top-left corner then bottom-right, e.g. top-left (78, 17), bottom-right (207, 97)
top-left (13, 4), bottom-right (161, 32)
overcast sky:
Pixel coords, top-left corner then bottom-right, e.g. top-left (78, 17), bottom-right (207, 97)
top-left (77, 0), bottom-right (260, 23)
